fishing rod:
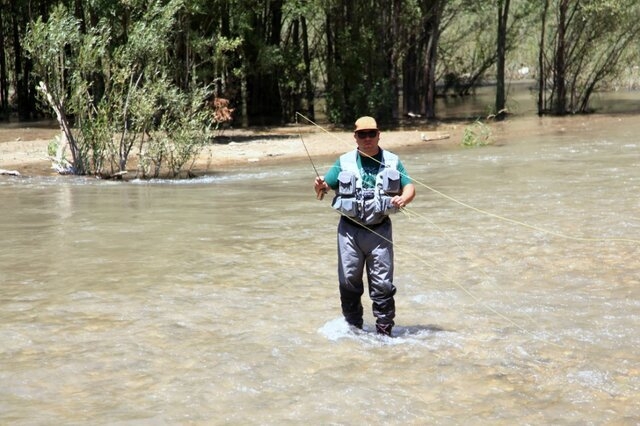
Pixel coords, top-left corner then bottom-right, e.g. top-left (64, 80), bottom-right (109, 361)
top-left (299, 133), bottom-right (327, 200)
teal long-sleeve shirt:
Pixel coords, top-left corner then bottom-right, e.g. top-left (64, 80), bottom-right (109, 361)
top-left (324, 149), bottom-right (412, 190)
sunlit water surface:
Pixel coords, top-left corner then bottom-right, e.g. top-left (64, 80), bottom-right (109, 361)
top-left (1, 115), bottom-right (639, 424)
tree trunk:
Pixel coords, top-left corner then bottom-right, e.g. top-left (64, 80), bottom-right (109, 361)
top-left (324, 2), bottom-right (346, 122)
top-left (495, 0), bottom-right (510, 120)
top-left (388, 0), bottom-right (402, 121)
top-left (10, 2), bottom-right (29, 120)
top-left (553, 0), bottom-right (569, 115)
top-left (37, 81), bottom-right (81, 174)
top-left (422, 0), bottom-right (444, 120)
top-left (0, 6), bottom-right (8, 118)
top-left (403, 38), bottom-right (421, 115)
top-left (245, 0), bottom-right (283, 125)
top-left (301, 16), bottom-right (315, 120)
top-left (537, 0), bottom-right (549, 115)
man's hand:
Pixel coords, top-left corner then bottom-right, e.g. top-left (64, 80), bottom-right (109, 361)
top-left (391, 183), bottom-right (416, 208)
top-left (314, 176), bottom-right (329, 200)
top-left (391, 195), bottom-right (407, 208)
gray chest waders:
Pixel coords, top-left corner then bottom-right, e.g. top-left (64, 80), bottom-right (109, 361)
top-left (332, 149), bottom-right (401, 334)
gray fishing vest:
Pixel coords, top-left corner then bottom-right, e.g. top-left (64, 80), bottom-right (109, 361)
top-left (331, 149), bottom-right (401, 226)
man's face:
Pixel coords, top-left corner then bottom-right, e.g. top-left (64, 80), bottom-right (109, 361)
top-left (354, 129), bottom-right (380, 154)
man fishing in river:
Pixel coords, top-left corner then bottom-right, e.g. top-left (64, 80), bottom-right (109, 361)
top-left (314, 116), bottom-right (416, 336)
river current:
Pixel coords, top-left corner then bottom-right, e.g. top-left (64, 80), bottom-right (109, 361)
top-left (1, 115), bottom-right (639, 424)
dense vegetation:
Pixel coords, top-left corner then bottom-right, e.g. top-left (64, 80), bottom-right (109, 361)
top-left (1, 0), bottom-right (639, 176)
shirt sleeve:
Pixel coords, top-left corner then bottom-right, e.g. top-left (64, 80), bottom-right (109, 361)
top-left (397, 160), bottom-right (412, 187)
top-left (324, 159), bottom-right (342, 189)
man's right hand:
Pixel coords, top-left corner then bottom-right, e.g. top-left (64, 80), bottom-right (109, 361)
top-left (314, 176), bottom-right (329, 200)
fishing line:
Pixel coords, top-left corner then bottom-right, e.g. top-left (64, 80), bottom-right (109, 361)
top-left (295, 111), bottom-right (636, 347)
top-left (295, 112), bottom-right (640, 245)
top-left (397, 203), bottom-right (547, 331)
top-left (295, 111), bottom-right (554, 344)
top-left (333, 209), bottom-right (563, 347)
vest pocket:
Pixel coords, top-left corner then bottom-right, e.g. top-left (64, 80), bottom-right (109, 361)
top-left (382, 168), bottom-right (400, 194)
top-left (378, 195), bottom-right (398, 215)
top-left (332, 197), bottom-right (359, 217)
top-left (337, 171), bottom-right (357, 196)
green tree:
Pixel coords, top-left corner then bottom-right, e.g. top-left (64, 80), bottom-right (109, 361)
top-left (324, 0), bottom-right (399, 125)
top-left (403, 0), bottom-right (444, 120)
top-left (24, 1), bottom-right (213, 177)
top-left (23, 5), bottom-right (86, 172)
top-left (5, 0), bottom-right (42, 120)
top-left (6, 0), bottom-right (640, 131)
top-left (494, 0), bottom-right (537, 118)
top-left (538, 0), bottom-right (640, 115)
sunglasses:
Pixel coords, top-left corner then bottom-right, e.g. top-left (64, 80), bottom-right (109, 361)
top-left (355, 130), bottom-right (378, 139)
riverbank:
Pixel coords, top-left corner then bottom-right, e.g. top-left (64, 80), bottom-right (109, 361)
top-left (0, 122), bottom-right (461, 177)
top-left (4, 112), bottom-right (637, 178)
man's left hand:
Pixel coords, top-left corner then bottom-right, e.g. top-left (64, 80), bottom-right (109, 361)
top-left (391, 195), bottom-right (406, 208)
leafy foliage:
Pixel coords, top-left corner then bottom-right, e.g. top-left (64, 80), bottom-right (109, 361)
top-left (4, 0), bottom-right (640, 149)
top-left (539, 0), bottom-right (640, 114)
top-left (461, 119), bottom-right (493, 148)
top-left (23, 0), bottom-right (213, 178)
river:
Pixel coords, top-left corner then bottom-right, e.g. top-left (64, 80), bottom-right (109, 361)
top-left (1, 114), bottom-right (639, 424)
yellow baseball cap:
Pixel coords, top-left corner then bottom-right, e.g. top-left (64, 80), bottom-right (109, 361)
top-left (354, 116), bottom-right (378, 131)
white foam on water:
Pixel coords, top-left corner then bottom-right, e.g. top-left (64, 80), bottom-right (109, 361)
top-left (128, 167), bottom-right (302, 185)
top-left (317, 317), bottom-right (457, 348)
top-left (317, 317), bottom-right (353, 341)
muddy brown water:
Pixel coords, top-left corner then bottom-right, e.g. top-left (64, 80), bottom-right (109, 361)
top-left (1, 109), bottom-right (640, 423)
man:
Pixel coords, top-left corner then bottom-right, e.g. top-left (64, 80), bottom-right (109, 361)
top-left (314, 116), bottom-right (416, 336)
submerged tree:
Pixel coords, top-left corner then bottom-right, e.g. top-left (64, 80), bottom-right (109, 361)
top-left (538, 0), bottom-right (640, 115)
top-left (399, 0), bottom-right (447, 120)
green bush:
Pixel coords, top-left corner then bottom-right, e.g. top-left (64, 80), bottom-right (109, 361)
top-left (461, 120), bottom-right (493, 148)
top-left (24, 1), bottom-right (212, 178)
